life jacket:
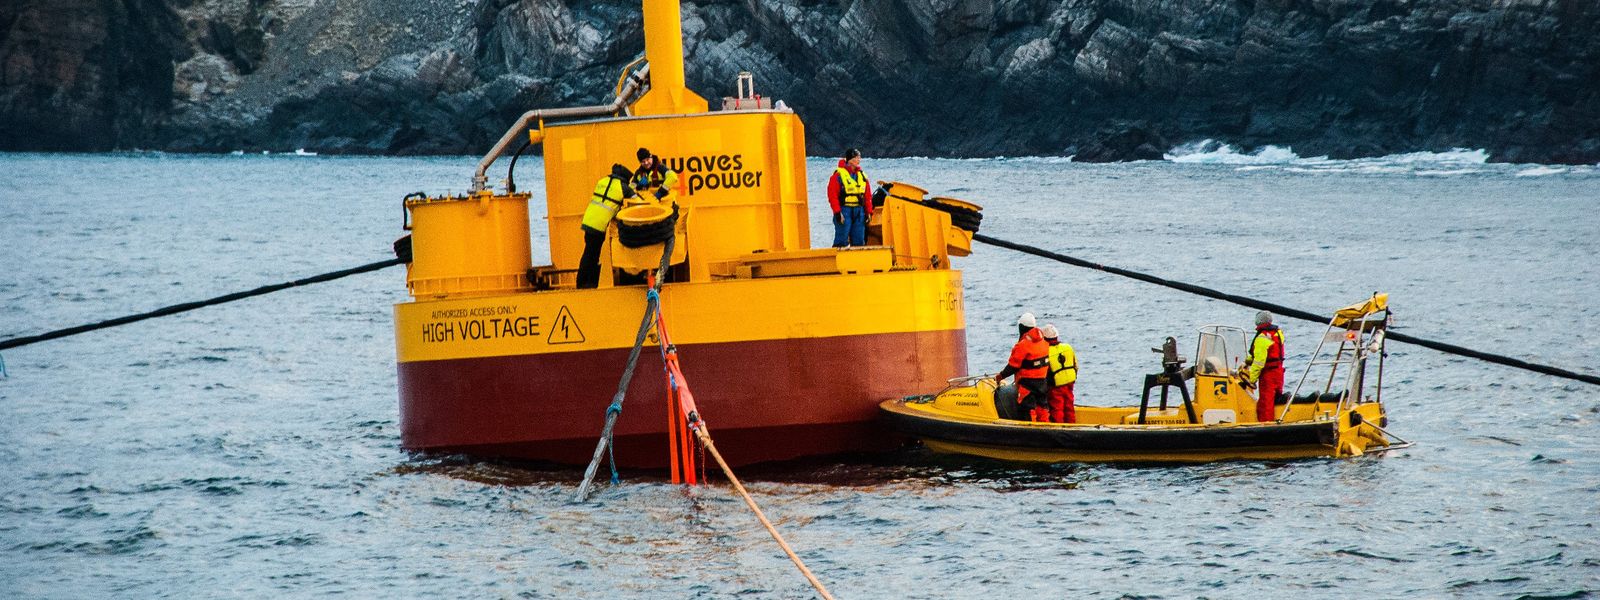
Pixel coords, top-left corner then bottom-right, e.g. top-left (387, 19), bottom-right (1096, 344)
top-left (1011, 328), bottom-right (1050, 380)
top-left (634, 161), bottom-right (677, 192)
top-left (835, 167), bottom-right (867, 207)
top-left (1048, 342), bottom-right (1077, 387)
top-left (1253, 326), bottom-right (1285, 371)
top-left (581, 175), bottom-right (627, 231)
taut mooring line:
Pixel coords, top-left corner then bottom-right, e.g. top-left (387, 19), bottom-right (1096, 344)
top-left (972, 234), bottom-right (1600, 387)
top-left (693, 425), bottom-right (837, 600)
top-left (0, 257), bottom-right (405, 352)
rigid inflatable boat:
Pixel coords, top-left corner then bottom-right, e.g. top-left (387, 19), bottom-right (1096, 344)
top-left (880, 295), bottom-right (1411, 463)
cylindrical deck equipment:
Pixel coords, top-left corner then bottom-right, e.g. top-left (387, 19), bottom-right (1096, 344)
top-left (405, 191), bottom-right (534, 298)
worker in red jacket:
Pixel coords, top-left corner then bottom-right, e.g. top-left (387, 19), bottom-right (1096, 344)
top-left (1242, 311), bottom-right (1287, 422)
top-left (995, 312), bottom-right (1051, 421)
top-left (828, 148), bottom-right (872, 247)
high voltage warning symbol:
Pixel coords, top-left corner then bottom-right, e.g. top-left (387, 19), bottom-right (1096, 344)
top-left (548, 306), bottom-right (585, 344)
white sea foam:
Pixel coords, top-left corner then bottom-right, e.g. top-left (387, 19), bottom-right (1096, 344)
top-left (1363, 148), bottom-right (1490, 165)
top-left (870, 155), bottom-right (1076, 164)
top-left (1515, 166), bottom-right (1567, 177)
top-left (1006, 155), bottom-right (1076, 164)
top-left (293, 148), bottom-right (319, 156)
top-left (864, 147), bottom-right (1590, 176)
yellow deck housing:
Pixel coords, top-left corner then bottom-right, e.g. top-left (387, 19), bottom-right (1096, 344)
top-left (540, 110), bottom-right (809, 284)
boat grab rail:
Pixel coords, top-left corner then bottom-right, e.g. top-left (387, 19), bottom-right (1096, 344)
top-left (471, 63), bottom-right (652, 191)
top-left (905, 374), bottom-right (994, 404)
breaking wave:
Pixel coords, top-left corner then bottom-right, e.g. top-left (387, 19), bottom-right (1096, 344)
top-left (1165, 140), bottom-right (1310, 164)
top-left (1164, 140), bottom-right (1507, 175)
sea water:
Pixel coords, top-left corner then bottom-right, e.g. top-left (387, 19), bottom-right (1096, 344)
top-left (1, 151), bottom-right (1597, 598)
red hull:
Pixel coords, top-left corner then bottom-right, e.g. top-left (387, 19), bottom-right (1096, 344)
top-left (398, 329), bottom-right (966, 467)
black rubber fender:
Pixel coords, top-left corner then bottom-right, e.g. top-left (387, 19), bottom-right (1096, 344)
top-left (392, 234), bottom-right (413, 263)
top-left (993, 383), bottom-right (1024, 421)
top-left (921, 201), bottom-right (983, 232)
top-left (616, 207), bottom-right (679, 248)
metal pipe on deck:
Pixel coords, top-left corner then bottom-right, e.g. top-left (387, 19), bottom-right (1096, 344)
top-left (471, 65), bottom-right (651, 191)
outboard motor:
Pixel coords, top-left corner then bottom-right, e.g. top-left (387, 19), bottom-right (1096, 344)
top-left (1138, 337), bottom-right (1199, 424)
top-left (1157, 336), bottom-right (1185, 375)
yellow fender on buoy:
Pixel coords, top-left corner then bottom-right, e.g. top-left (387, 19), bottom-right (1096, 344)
top-left (617, 203), bottom-right (674, 226)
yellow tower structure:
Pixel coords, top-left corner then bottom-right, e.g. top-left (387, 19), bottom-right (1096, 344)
top-left (630, 0), bottom-right (709, 116)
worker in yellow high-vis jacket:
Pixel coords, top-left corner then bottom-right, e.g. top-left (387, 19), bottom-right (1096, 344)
top-left (576, 164), bottom-right (636, 289)
top-left (828, 148), bottom-right (872, 247)
top-left (1242, 311), bottom-right (1286, 422)
top-left (1042, 323), bottom-right (1077, 423)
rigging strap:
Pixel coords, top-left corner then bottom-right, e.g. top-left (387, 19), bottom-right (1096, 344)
top-left (573, 234), bottom-right (676, 502)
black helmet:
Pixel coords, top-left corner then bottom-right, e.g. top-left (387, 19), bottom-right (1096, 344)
top-left (636, 147), bottom-right (653, 161)
top-left (843, 148), bottom-right (861, 160)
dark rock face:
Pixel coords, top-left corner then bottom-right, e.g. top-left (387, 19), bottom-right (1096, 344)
top-left (3, 0), bottom-right (1597, 163)
top-left (1072, 121), bottom-right (1170, 163)
top-left (0, 0), bottom-right (187, 151)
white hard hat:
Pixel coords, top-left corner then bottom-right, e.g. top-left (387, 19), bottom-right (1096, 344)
top-left (1018, 312), bottom-right (1036, 328)
top-left (1256, 310), bottom-right (1273, 326)
top-left (1041, 324), bottom-right (1059, 339)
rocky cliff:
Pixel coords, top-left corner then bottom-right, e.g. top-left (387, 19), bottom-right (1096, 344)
top-left (3, 0), bottom-right (1597, 162)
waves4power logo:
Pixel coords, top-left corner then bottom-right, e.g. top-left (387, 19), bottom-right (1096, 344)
top-left (662, 154), bottom-right (765, 196)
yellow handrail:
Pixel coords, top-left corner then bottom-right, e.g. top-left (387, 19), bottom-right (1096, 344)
top-left (614, 56), bottom-right (648, 100)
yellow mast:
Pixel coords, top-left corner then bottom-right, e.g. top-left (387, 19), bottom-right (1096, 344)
top-left (631, 0), bottom-right (708, 115)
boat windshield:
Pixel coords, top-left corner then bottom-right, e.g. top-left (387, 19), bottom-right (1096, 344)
top-left (1195, 326), bottom-right (1247, 376)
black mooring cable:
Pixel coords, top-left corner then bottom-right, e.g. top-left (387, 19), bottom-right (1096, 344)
top-left (0, 257), bottom-right (405, 352)
top-left (972, 233), bottom-right (1600, 387)
top-left (7, 233), bottom-right (1592, 388)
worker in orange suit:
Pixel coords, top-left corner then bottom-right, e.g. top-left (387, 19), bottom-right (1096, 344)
top-left (995, 312), bottom-right (1051, 422)
top-left (1042, 323), bottom-right (1077, 423)
top-left (1241, 310), bottom-right (1286, 422)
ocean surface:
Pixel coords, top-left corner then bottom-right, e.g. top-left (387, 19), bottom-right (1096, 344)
top-left (2, 149), bottom-right (1597, 599)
